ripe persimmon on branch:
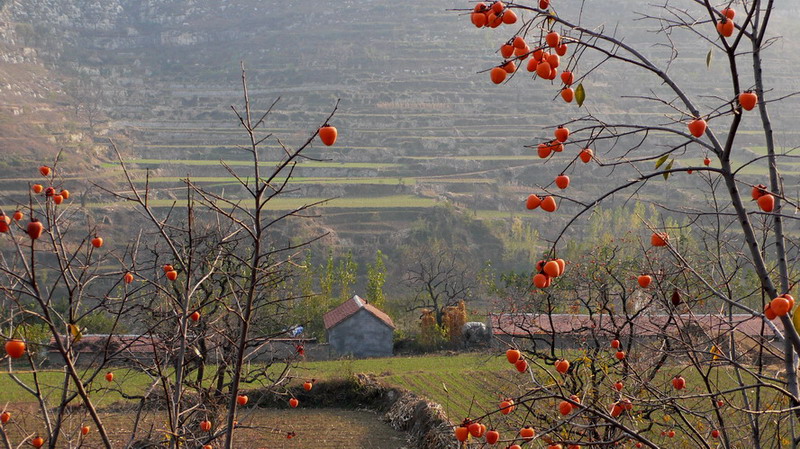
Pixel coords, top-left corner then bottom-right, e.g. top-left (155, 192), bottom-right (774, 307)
top-left (104, 65), bottom-right (339, 449)
top-left (0, 66), bottom-right (338, 449)
top-left (0, 152), bottom-right (133, 449)
top-left (457, 0), bottom-right (800, 447)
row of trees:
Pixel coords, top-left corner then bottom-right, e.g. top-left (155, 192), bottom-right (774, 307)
top-left (284, 249), bottom-right (387, 338)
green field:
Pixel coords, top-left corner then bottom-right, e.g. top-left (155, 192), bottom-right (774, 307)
top-left (134, 176), bottom-right (496, 186)
top-left (0, 353), bottom-right (512, 421)
top-left (0, 368), bottom-right (156, 406)
top-left (0, 351), bottom-right (789, 449)
top-left (81, 195), bottom-right (439, 209)
top-left (0, 352), bottom-right (771, 425)
top-left (101, 159), bottom-right (401, 169)
top-left (301, 353), bottom-right (516, 419)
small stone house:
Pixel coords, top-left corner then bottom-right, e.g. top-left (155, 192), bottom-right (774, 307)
top-left (323, 295), bottom-right (395, 358)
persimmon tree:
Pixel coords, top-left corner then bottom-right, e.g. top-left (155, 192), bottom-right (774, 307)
top-left (0, 67), bottom-right (337, 449)
top-left (454, 0), bottom-right (800, 448)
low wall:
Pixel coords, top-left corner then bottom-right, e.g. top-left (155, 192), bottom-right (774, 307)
top-left (250, 341), bottom-right (333, 362)
top-left (49, 340), bottom-right (335, 367)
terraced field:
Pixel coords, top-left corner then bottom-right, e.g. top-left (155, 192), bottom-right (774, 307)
top-left (1, 352), bottom-right (778, 426)
top-left (5, 0), bottom-right (800, 273)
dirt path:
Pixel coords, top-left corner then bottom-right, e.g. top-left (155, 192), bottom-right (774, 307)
top-left (0, 407), bottom-right (409, 449)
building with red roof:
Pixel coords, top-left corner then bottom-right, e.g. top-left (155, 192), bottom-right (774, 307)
top-left (47, 334), bottom-right (163, 366)
top-left (324, 295), bottom-right (395, 358)
top-left (489, 312), bottom-right (780, 362)
top-left (490, 313), bottom-right (778, 339)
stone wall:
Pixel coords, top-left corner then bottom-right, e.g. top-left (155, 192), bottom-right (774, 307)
top-left (328, 309), bottom-right (393, 358)
top-left (254, 374), bottom-right (457, 449)
top-left (250, 340), bottom-right (333, 362)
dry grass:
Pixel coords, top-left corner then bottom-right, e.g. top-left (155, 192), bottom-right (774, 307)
top-left (0, 406), bottom-right (408, 449)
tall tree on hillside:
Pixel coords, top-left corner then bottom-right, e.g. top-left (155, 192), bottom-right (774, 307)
top-left (366, 249), bottom-right (387, 308)
top-left (404, 242), bottom-right (477, 326)
top-left (67, 76), bottom-right (107, 134)
top-left (336, 251), bottom-right (358, 303)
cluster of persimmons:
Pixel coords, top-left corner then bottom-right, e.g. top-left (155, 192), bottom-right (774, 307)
top-left (456, 0), bottom-right (779, 446)
top-left (450, 338), bottom-right (727, 447)
top-left (467, 1), bottom-right (766, 221)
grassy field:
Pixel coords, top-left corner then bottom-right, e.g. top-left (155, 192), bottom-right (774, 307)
top-left (0, 354), bottom-right (512, 418)
top-left (0, 367), bottom-right (159, 405)
top-left (0, 359), bottom-right (441, 448)
top-left (0, 353), bottom-right (511, 421)
top-left (0, 351), bottom-right (787, 448)
top-left (299, 353), bottom-right (516, 420)
top-left (1, 352), bottom-right (767, 423)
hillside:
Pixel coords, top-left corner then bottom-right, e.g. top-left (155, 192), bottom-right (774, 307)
top-left (0, 10), bottom-right (97, 164)
top-left (2, 0), bottom-right (800, 270)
